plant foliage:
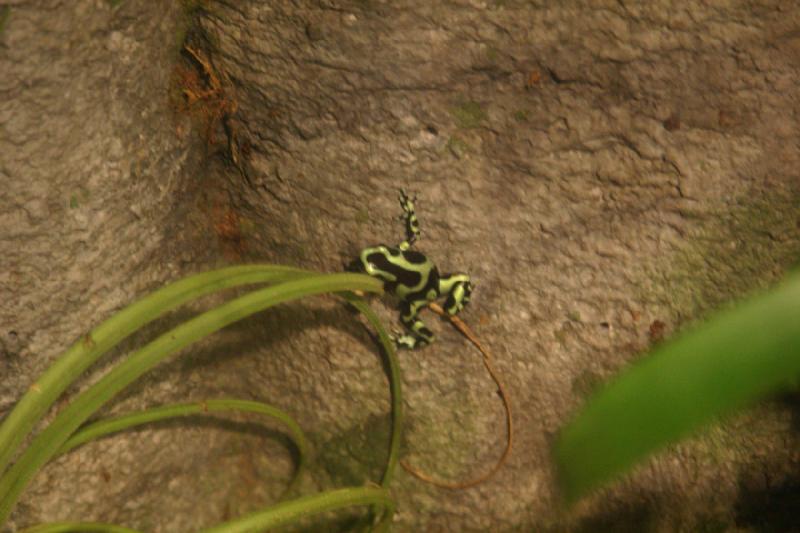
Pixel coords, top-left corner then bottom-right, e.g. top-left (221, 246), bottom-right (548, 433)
top-left (556, 272), bottom-right (800, 502)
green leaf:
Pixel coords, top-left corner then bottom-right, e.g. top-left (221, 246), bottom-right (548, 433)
top-left (20, 522), bottom-right (141, 533)
top-left (0, 272), bottom-right (382, 521)
top-left (0, 265), bottom-right (313, 481)
top-left (0, 6), bottom-right (10, 37)
top-left (555, 272), bottom-right (800, 503)
top-left (197, 487), bottom-right (393, 533)
top-left (58, 399), bottom-right (309, 498)
top-left (342, 294), bottom-right (403, 488)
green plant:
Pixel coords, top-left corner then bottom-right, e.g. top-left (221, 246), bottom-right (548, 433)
top-left (512, 109), bottom-right (529, 122)
top-left (450, 101), bottom-right (486, 129)
top-left (556, 271), bottom-right (800, 503)
top-left (1, 265), bottom-right (402, 531)
top-left (0, 6), bottom-right (10, 37)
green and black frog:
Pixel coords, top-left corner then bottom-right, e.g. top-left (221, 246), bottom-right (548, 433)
top-left (351, 190), bottom-right (474, 349)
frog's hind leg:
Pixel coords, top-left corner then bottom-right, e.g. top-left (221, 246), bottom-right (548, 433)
top-left (394, 300), bottom-right (434, 349)
top-left (440, 273), bottom-right (473, 316)
top-left (397, 189), bottom-right (420, 251)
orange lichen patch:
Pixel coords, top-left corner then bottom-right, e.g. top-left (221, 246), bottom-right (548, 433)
top-left (649, 319), bottom-right (667, 343)
top-left (663, 113), bottom-right (681, 131)
top-left (526, 70), bottom-right (541, 89)
top-left (173, 45), bottom-right (238, 149)
top-left (212, 202), bottom-right (247, 259)
top-left (718, 108), bottom-right (737, 129)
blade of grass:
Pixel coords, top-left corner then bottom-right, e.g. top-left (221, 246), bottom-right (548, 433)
top-left (342, 295), bottom-right (403, 530)
top-left (20, 522), bottom-right (142, 533)
top-left (0, 6), bottom-right (10, 37)
top-left (0, 273), bottom-right (383, 522)
top-left (343, 295), bottom-right (403, 489)
top-left (555, 272), bottom-right (800, 503)
top-left (57, 399), bottom-right (308, 497)
top-left (197, 486), bottom-right (393, 533)
top-left (62, 299), bottom-right (399, 531)
top-left (0, 265), bottom-right (312, 479)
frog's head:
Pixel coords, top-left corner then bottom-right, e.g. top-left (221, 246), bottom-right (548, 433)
top-left (345, 245), bottom-right (402, 295)
top-left (356, 245), bottom-right (399, 283)
top-left (345, 245), bottom-right (392, 277)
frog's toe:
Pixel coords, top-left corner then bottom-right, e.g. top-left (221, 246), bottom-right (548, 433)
top-left (393, 333), bottom-right (418, 350)
top-left (446, 301), bottom-right (464, 315)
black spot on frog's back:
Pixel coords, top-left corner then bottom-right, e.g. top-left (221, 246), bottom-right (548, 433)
top-left (366, 251), bottom-right (394, 271)
top-left (403, 250), bottom-right (428, 264)
top-left (367, 251), bottom-right (423, 288)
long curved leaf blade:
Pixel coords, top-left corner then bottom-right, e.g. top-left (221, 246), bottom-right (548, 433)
top-left (0, 273), bottom-right (382, 521)
top-left (556, 272), bottom-right (800, 503)
top-left (0, 265), bottom-right (312, 478)
top-left (197, 487), bottom-right (393, 533)
top-left (58, 399), bottom-right (309, 500)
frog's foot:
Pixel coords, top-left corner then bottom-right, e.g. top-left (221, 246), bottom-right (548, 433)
top-left (395, 303), bottom-right (435, 349)
top-left (398, 189), bottom-right (417, 215)
top-left (390, 325), bottom-right (429, 349)
top-left (390, 331), bottom-right (422, 350)
top-left (440, 275), bottom-right (474, 316)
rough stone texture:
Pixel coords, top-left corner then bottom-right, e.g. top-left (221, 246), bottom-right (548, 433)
top-left (1, 0), bottom-right (800, 532)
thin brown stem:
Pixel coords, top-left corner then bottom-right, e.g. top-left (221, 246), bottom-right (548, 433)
top-left (401, 303), bottom-right (513, 489)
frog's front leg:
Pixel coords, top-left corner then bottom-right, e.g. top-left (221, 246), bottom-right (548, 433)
top-left (394, 299), bottom-right (434, 349)
top-left (439, 273), bottom-right (473, 316)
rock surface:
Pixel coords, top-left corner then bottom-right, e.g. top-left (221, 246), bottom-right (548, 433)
top-left (1, 1), bottom-right (799, 531)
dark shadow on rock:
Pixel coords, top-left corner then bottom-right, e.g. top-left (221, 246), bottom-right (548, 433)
top-left (735, 471), bottom-right (800, 532)
top-left (63, 414), bottom-right (304, 510)
top-left (574, 494), bottom-right (657, 533)
top-left (774, 389), bottom-right (800, 434)
top-left (165, 298), bottom-right (379, 371)
top-left (101, 296), bottom-right (385, 408)
top-left (73, 414), bottom-right (301, 471)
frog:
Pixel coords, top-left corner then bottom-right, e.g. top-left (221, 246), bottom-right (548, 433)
top-left (352, 189), bottom-right (474, 349)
